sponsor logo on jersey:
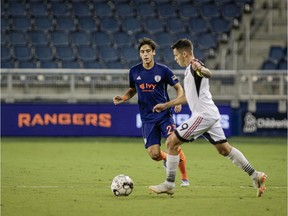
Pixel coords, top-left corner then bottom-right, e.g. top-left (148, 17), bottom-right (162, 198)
top-left (139, 83), bottom-right (156, 92)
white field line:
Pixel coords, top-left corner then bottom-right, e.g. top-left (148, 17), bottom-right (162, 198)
top-left (1, 185), bottom-right (287, 189)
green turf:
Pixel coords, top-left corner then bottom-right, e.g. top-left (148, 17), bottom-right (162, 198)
top-left (1, 137), bottom-right (287, 216)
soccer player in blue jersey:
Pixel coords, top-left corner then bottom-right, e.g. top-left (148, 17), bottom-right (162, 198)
top-left (113, 38), bottom-right (189, 186)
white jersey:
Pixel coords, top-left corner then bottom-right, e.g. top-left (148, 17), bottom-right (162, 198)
top-left (184, 64), bottom-right (220, 120)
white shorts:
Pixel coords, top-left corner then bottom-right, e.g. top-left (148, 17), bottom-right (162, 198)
top-left (174, 115), bottom-right (227, 144)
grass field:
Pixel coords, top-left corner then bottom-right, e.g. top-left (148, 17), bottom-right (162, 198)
top-left (1, 136), bottom-right (287, 216)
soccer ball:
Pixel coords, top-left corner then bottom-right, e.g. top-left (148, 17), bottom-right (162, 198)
top-left (111, 174), bottom-right (134, 196)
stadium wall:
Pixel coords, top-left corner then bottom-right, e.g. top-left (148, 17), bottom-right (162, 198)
top-left (1, 103), bottom-right (286, 137)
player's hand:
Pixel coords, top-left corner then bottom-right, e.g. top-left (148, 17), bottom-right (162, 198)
top-left (192, 59), bottom-right (202, 71)
top-left (174, 104), bottom-right (182, 113)
top-left (113, 95), bottom-right (125, 105)
top-left (152, 103), bottom-right (167, 113)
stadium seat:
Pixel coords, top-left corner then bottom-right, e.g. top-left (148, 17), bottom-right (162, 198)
top-left (91, 31), bottom-right (112, 47)
top-left (12, 45), bottom-right (32, 61)
top-left (120, 46), bottom-right (139, 63)
top-left (50, 2), bottom-right (70, 17)
top-left (34, 16), bottom-right (54, 31)
top-left (50, 30), bottom-right (70, 46)
top-left (261, 60), bottom-right (277, 70)
top-left (157, 3), bottom-right (178, 18)
top-left (55, 16), bottom-right (75, 32)
top-left (1, 61), bottom-right (13, 68)
top-left (98, 46), bottom-right (119, 63)
top-left (221, 3), bottom-right (243, 20)
top-left (115, 4), bottom-right (135, 17)
top-left (106, 61), bottom-right (126, 69)
top-left (11, 16), bottom-right (32, 31)
top-left (70, 31), bottom-right (90, 46)
top-left (40, 61), bottom-right (59, 68)
top-left (194, 46), bottom-right (206, 62)
top-left (7, 31), bottom-right (27, 45)
top-left (29, 2), bottom-right (48, 16)
top-left (173, 32), bottom-right (196, 43)
top-left (200, 3), bottom-right (220, 18)
top-left (268, 46), bottom-right (285, 62)
top-left (179, 4), bottom-right (199, 19)
top-left (160, 47), bottom-right (175, 64)
top-left (71, 2), bottom-right (91, 16)
top-left (136, 3), bottom-right (156, 18)
top-left (134, 32), bottom-right (153, 41)
top-left (27, 30), bottom-right (49, 46)
top-left (113, 32), bottom-right (134, 47)
top-left (154, 32), bottom-right (174, 48)
top-left (55, 46), bottom-right (75, 62)
top-left (209, 17), bottom-right (232, 42)
top-left (144, 18), bottom-right (164, 34)
top-left (1, 46), bottom-right (10, 61)
top-left (188, 18), bottom-right (209, 34)
top-left (100, 17), bottom-right (120, 34)
top-left (278, 60), bottom-right (287, 70)
top-left (121, 17), bottom-right (142, 35)
top-left (77, 17), bottom-right (97, 32)
top-left (34, 46), bottom-right (54, 61)
top-left (76, 46), bottom-right (97, 62)
top-left (83, 61), bottom-right (105, 69)
top-left (8, 2), bottom-right (27, 16)
top-left (197, 33), bottom-right (217, 50)
top-left (1, 16), bottom-right (9, 31)
top-left (93, 2), bottom-right (113, 17)
top-left (283, 47), bottom-right (287, 61)
top-left (166, 18), bottom-right (186, 34)
top-left (1, 31), bottom-right (6, 45)
top-left (61, 61), bottom-right (82, 69)
top-left (17, 61), bottom-right (37, 68)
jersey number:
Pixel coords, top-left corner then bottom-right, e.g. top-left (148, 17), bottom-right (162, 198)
top-left (166, 124), bottom-right (176, 136)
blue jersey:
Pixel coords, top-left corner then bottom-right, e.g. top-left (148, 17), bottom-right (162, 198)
top-left (129, 62), bottom-right (179, 122)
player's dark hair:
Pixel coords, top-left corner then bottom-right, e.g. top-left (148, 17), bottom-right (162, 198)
top-left (138, 37), bottom-right (157, 51)
top-left (171, 39), bottom-right (193, 53)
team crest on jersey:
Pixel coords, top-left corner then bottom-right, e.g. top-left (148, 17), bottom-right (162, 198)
top-left (154, 75), bottom-right (161, 82)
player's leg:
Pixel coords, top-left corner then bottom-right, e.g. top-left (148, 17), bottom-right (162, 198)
top-left (149, 115), bottom-right (207, 194)
top-left (149, 132), bottom-right (183, 194)
top-left (204, 120), bottom-right (267, 197)
top-left (177, 147), bottom-right (190, 186)
top-left (147, 144), bottom-right (166, 161)
top-left (160, 117), bottom-right (189, 186)
top-left (143, 121), bottom-right (167, 161)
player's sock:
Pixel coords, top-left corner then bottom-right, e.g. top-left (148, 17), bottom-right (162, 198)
top-left (226, 147), bottom-right (255, 176)
top-left (178, 148), bottom-right (189, 180)
top-left (165, 154), bottom-right (179, 187)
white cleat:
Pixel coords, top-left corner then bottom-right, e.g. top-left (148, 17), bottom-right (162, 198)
top-left (149, 182), bottom-right (175, 195)
top-left (253, 172), bottom-right (267, 197)
top-left (180, 179), bottom-right (190, 187)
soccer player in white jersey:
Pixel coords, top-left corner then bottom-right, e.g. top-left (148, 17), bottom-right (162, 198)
top-left (149, 38), bottom-right (267, 197)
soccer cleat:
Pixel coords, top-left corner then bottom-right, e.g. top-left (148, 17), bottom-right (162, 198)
top-left (180, 179), bottom-right (190, 187)
top-left (253, 172), bottom-right (267, 197)
top-left (149, 182), bottom-right (175, 195)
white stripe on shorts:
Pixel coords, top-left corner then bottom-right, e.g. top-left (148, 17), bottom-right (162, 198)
top-left (183, 116), bottom-right (203, 139)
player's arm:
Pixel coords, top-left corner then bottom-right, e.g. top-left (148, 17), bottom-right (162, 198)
top-left (172, 82), bottom-right (184, 113)
top-left (113, 88), bottom-right (137, 105)
top-left (153, 93), bottom-right (187, 113)
top-left (192, 59), bottom-right (212, 78)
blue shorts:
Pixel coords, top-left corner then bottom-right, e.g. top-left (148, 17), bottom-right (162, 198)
top-left (142, 116), bottom-right (176, 149)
